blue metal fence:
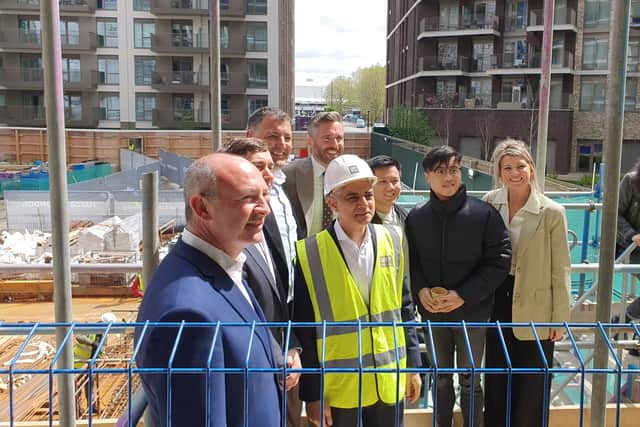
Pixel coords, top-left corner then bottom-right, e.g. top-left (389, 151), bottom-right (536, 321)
top-left (0, 321), bottom-right (639, 426)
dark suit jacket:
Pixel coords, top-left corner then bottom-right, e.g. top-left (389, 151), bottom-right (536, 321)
top-left (135, 239), bottom-right (281, 427)
top-left (244, 212), bottom-right (299, 349)
top-left (292, 223), bottom-right (422, 402)
top-left (282, 157), bottom-right (313, 238)
top-left (371, 204), bottom-right (408, 227)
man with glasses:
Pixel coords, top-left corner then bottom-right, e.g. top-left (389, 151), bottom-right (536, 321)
top-left (405, 146), bottom-right (511, 427)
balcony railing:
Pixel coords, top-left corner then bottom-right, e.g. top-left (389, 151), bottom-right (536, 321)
top-left (151, 70), bottom-right (209, 90)
top-left (221, 36), bottom-right (246, 56)
top-left (529, 7), bottom-right (577, 27)
top-left (220, 0), bottom-right (245, 16)
top-left (0, 30), bottom-right (96, 50)
top-left (221, 72), bottom-right (248, 94)
top-left (418, 56), bottom-right (470, 72)
top-left (151, 32), bottom-right (209, 52)
top-left (150, 0), bottom-right (209, 15)
top-left (0, 0), bottom-right (96, 12)
top-left (152, 108), bottom-right (211, 129)
top-left (419, 14), bottom-right (500, 32)
top-left (0, 67), bottom-right (98, 89)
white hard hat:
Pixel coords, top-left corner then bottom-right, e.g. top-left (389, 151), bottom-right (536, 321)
top-left (101, 312), bottom-right (117, 323)
top-left (324, 154), bottom-right (376, 196)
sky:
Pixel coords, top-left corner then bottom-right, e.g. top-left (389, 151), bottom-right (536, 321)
top-left (295, 0), bottom-right (387, 87)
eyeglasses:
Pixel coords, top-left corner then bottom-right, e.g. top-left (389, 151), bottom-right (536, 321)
top-left (432, 166), bottom-right (461, 176)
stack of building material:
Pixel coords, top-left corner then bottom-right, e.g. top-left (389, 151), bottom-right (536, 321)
top-left (77, 214), bottom-right (141, 253)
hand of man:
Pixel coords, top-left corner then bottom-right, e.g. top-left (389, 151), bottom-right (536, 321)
top-left (632, 234), bottom-right (640, 246)
top-left (306, 400), bottom-right (333, 427)
top-left (405, 373), bottom-right (422, 404)
top-left (549, 328), bottom-right (563, 341)
top-left (280, 348), bottom-right (301, 391)
top-left (435, 290), bottom-right (464, 313)
top-left (418, 288), bottom-right (441, 313)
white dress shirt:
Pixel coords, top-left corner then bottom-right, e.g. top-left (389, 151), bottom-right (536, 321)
top-left (271, 168), bottom-right (298, 301)
top-left (307, 157), bottom-right (326, 236)
top-left (181, 228), bottom-right (253, 309)
top-left (334, 221), bottom-right (374, 305)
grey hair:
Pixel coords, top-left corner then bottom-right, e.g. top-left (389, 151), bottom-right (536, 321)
top-left (307, 111), bottom-right (342, 139)
top-left (490, 138), bottom-right (540, 192)
top-left (247, 106), bottom-right (291, 131)
top-left (183, 159), bottom-right (217, 223)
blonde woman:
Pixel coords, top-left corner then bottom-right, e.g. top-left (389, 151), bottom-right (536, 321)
top-left (483, 139), bottom-right (571, 427)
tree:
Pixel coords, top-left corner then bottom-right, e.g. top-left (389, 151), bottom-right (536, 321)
top-left (387, 105), bottom-right (435, 146)
top-left (324, 76), bottom-right (354, 114)
top-left (351, 65), bottom-right (386, 123)
top-left (476, 115), bottom-right (492, 160)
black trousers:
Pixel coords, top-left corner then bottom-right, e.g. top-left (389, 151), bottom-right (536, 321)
top-left (330, 401), bottom-right (404, 427)
top-left (484, 275), bottom-right (555, 427)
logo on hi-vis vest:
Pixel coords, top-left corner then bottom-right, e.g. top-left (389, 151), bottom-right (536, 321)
top-left (380, 255), bottom-right (393, 267)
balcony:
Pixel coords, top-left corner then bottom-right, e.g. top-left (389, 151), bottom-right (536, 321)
top-left (417, 56), bottom-right (470, 75)
top-left (220, 72), bottom-right (248, 94)
top-left (0, 67), bottom-right (98, 90)
top-left (0, 105), bottom-right (99, 127)
top-left (222, 109), bottom-right (249, 130)
top-left (418, 15), bottom-right (500, 39)
top-left (220, 0), bottom-right (246, 17)
top-left (151, 32), bottom-right (209, 53)
top-left (0, 0), bottom-right (96, 12)
top-left (528, 7), bottom-right (577, 32)
top-left (150, 0), bottom-right (209, 16)
top-left (0, 30), bottom-right (96, 51)
top-left (486, 52), bottom-right (573, 74)
top-left (152, 108), bottom-right (210, 129)
top-left (497, 92), bottom-right (573, 110)
top-left (221, 36), bottom-right (246, 57)
top-left (151, 70), bottom-right (209, 92)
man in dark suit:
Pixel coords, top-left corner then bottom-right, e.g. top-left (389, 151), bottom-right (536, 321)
top-left (282, 111), bottom-right (345, 238)
top-left (367, 155), bottom-right (407, 227)
top-left (135, 153), bottom-right (281, 427)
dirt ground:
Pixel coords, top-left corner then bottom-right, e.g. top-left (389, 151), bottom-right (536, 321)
top-left (0, 297), bottom-right (141, 323)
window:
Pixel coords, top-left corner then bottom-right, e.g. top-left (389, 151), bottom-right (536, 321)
top-left (580, 80), bottom-right (606, 111)
top-left (505, 0), bottom-right (527, 31)
top-left (470, 78), bottom-right (492, 107)
top-left (60, 19), bottom-right (80, 45)
top-left (248, 97), bottom-right (268, 115)
top-left (438, 41), bottom-right (458, 68)
top-left (247, 0), bottom-right (267, 14)
top-left (173, 94), bottom-right (194, 120)
top-left (628, 40), bottom-right (639, 73)
top-left (439, 2), bottom-right (459, 30)
top-left (246, 23), bottom-right (267, 51)
top-left (472, 41), bottom-right (493, 71)
top-left (133, 0), bottom-right (150, 10)
top-left (220, 24), bottom-right (229, 49)
top-left (135, 57), bottom-right (156, 85)
top-left (99, 94), bottom-right (120, 121)
top-left (134, 21), bottom-right (155, 48)
top-left (0, 93), bottom-right (5, 107)
top-left (503, 39), bottom-right (527, 67)
top-left (20, 55), bottom-right (42, 81)
top-left (552, 37), bottom-right (565, 67)
top-left (172, 57), bottom-right (194, 84)
top-left (221, 96), bottom-right (230, 114)
top-left (18, 17), bottom-right (41, 44)
top-left (171, 21), bottom-right (193, 47)
top-left (98, 57), bottom-right (119, 84)
top-left (97, 19), bottom-right (118, 48)
top-left (136, 94), bottom-right (156, 121)
top-left (436, 79), bottom-right (457, 103)
top-left (64, 95), bottom-right (81, 121)
top-left (22, 94), bottom-right (45, 120)
top-left (62, 57), bottom-right (81, 83)
top-left (220, 63), bottom-right (229, 84)
top-left (585, 0), bottom-right (610, 25)
top-left (626, 78), bottom-right (638, 112)
top-left (97, 0), bottom-right (117, 9)
top-left (248, 60), bottom-right (267, 88)
top-left (582, 38), bottom-right (608, 70)
top-left (577, 139), bottom-right (603, 171)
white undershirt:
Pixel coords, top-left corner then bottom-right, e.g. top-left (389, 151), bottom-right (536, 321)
top-left (181, 228), bottom-right (253, 308)
top-left (497, 189), bottom-right (540, 275)
top-left (334, 221), bottom-right (374, 305)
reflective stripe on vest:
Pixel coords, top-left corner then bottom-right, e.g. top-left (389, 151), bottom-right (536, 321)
top-left (296, 224), bottom-right (407, 408)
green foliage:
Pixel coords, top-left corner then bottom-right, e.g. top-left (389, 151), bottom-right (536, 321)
top-left (351, 65), bottom-right (386, 123)
top-left (325, 76), bottom-right (354, 114)
top-left (387, 106), bottom-right (435, 146)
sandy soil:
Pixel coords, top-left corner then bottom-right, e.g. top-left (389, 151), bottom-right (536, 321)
top-left (0, 297), bottom-right (140, 323)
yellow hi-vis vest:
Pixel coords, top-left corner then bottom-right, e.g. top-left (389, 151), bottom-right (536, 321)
top-left (296, 224), bottom-right (407, 409)
top-left (73, 334), bottom-right (96, 369)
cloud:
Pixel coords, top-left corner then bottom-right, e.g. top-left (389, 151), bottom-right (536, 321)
top-left (295, 0), bottom-right (387, 86)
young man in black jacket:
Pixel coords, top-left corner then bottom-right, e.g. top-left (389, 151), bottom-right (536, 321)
top-left (405, 146), bottom-right (511, 427)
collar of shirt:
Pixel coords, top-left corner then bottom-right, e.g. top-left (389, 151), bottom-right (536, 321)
top-left (376, 208), bottom-right (397, 225)
top-left (273, 168), bottom-right (287, 186)
top-left (334, 220), bottom-right (371, 250)
top-left (311, 156), bottom-right (326, 179)
top-left (181, 228), bottom-right (253, 307)
top-left (494, 186), bottom-right (541, 215)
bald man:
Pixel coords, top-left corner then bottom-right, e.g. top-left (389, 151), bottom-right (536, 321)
top-left (136, 153), bottom-right (281, 427)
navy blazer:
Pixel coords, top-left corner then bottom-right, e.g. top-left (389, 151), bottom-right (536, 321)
top-left (135, 239), bottom-right (281, 427)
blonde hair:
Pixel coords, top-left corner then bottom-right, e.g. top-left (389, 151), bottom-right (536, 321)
top-left (490, 138), bottom-right (540, 192)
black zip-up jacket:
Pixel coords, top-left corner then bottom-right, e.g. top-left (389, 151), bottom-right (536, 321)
top-left (405, 185), bottom-right (511, 322)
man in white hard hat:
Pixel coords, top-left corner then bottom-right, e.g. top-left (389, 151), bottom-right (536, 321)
top-left (292, 154), bottom-right (422, 427)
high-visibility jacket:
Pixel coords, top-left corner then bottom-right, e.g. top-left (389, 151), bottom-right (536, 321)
top-left (296, 224), bottom-right (407, 408)
top-left (73, 334), bottom-right (97, 369)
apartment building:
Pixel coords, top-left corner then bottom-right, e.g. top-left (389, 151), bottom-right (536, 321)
top-left (0, 0), bottom-right (294, 130)
top-left (386, 0), bottom-right (640, 174)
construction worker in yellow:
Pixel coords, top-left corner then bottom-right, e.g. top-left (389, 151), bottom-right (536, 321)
top-left (74, 312), bottom-right (116, 417)
top-left (293, 155), bottom-right (423, 427)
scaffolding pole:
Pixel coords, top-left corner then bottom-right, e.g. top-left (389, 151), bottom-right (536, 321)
top-left (41, 0), bottom-right (76, 425)
top-left (535, 0), bottom-right (555, 192)
top-left (590, 1), bottom-right (631, 426)
top-left (209, 0), bottom-right (221, 150)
